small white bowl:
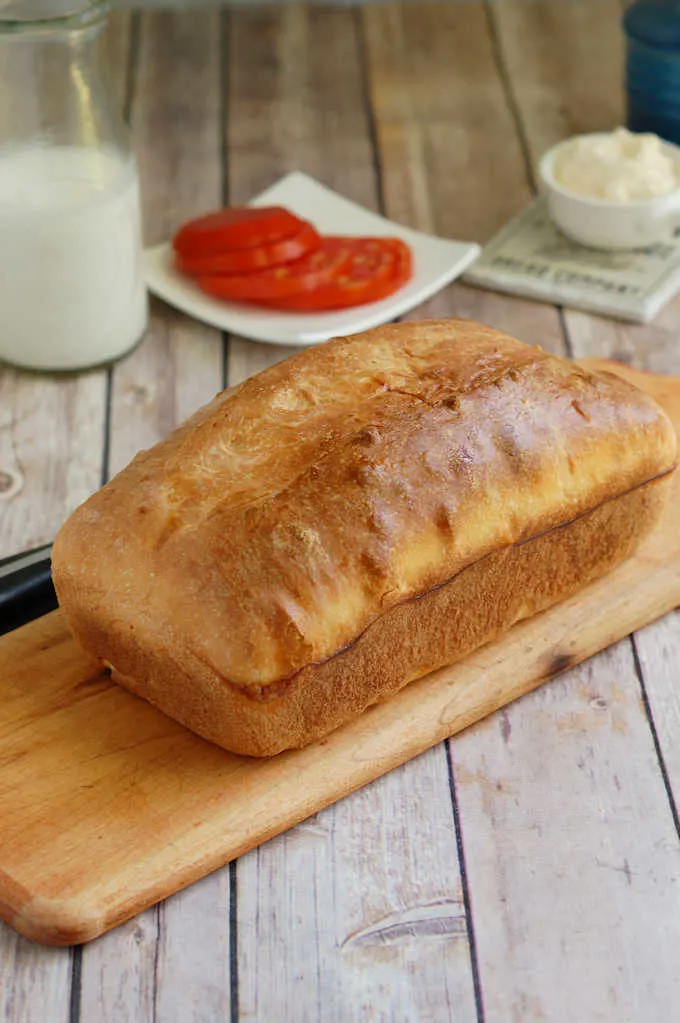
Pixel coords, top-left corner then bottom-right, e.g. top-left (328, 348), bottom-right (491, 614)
top-left (538, 134), bottom-right (680, 250)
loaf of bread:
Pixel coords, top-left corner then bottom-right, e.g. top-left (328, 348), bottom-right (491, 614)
top-left (53, 320), bottom-right (677, 756)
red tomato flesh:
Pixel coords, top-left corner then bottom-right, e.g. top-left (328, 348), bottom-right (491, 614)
top-left (197, 238), bottom-right (354, 302)
top-left (175, 223), bottom-right (320, 275)
top-left (259, 238), bottom-right (413, 311)
top-left (173, 206), bottom-right (307, 256)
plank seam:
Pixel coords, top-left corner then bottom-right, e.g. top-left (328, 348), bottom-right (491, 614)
top-left (72, 10), bottom-right (140, 1011)
top-left (631, 635), bottom-right (680, 841)
top-left (101, 11), bottom-right (139, 489)
top-left (68, 946), bottom-right (82, 1023)
top-left (100, 368), bottom-right (113, 487)
top-left (353, 8), bottom-right (386, 216)
top-left (152, 902), bottom-right (162, 1023)
top-left (123, 12), bottom-right (141, 127)
top-left (223, 334), bottom-right (231, 392)
top-left (229, 861), bottom-right (239, 1023)
top-left (482, 0), bottom-right (536, 192)
top-left (221, 6), bottom-right (231, 392)
top-left (222, 13), bottom-right (237, 1016)
top-left (557, 308), bottom-right (575, 359)
top-left (446, 741), bottom-right (486, 1023)
top-left (222, 12), bottom-right (237, 1011)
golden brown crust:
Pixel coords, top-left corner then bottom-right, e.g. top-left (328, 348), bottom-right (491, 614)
top-left (108, 474), bottom-right (671, 756)
top-left (52, 319), bottom-right (678, 755)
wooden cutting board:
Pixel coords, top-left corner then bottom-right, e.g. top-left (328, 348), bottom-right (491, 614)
top-left (1, 360), bottom-right (679, 947)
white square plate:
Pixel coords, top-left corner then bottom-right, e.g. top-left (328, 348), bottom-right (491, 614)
top-left (143, 172), bottom-right (480, 347)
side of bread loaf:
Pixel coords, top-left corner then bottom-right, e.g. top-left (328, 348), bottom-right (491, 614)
top-left (52, 320), bottom-right (677, 755)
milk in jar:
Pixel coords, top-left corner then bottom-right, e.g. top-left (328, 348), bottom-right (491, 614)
top-left (0, 0), bottom-right (148, 371)
top-left (0, 145), bottom-right (147, 371)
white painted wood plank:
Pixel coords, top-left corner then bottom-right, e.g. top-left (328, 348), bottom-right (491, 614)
top-left (453, 641), bottom-right (680, 1023)
top-left (454, 5), bottom-right (680, 1020)
top-left (488, 0), bottom-right (624, 163)
top-left (226, 5), bottom-right (378, 205)
top-left (79, 11), bottom-right (230, 1021)
top-left (566, 302), bottom-right (680, 901)
top-left (79, 911), bottom-right (159, 1023)
top-left (80, 874), bottom-right (231, 1023)
top-left (361, 2), bottom-right (533, 245)
top-left (237, 747), bottom-right (474, 1023)
top-left (154, 873), bottom-right (231, 1023)
top-left (105, 8), bottom-right (225, 477)
top-left (564, 307), bottom-right (680, 376)
top-left (360, 2), bottom-right (564, 354)
top-left (0, 372), bottom-right (105, 560)
top-left (0, 929), bottom-right (71, 1023)
top-left (228, 338), bottom-right (296, 382)
top-left (634, 612), bottom-right (680, 800)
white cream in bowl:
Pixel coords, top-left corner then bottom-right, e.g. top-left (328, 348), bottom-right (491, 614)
top-left (553, 128), bottom-right (678, 202)
top-left (539, 129), bottom-right (680, 249)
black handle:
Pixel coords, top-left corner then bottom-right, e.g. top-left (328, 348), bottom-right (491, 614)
top-left (0, 543), bottom-right (57, 636)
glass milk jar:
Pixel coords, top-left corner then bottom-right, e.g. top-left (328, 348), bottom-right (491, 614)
top-left (0, 0), bottom-right (147, 371)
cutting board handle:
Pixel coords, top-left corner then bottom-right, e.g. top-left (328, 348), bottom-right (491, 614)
top-left (0, 543), bottom-right (57, 637)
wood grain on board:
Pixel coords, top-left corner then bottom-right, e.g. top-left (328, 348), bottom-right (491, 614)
top-left (0, 364), bottom-right (677, 951)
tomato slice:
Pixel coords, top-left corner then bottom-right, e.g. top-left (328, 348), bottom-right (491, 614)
top-left (173, 207), bottom-right (307, 256)
top-left (259, 238), bottom-right (413, 311)
top-left (175, 223), bottom-right (320, 275)
top-left (197, 238), bottom-right (354, 302)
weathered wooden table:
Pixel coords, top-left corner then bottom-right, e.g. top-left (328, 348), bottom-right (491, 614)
top-left (2, 3), bottom-right (680, 1021)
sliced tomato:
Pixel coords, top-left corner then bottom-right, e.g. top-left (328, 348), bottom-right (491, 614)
top-left (173, 207), bottom-right (307, 256)
top-left (175, 223), bottom-right (320, 275)
top-left (259, 237), bottom-right (413, 311)
top-left (197, 238), bottom-right (354, 302)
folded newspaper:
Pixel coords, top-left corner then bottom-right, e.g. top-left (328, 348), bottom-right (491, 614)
top-left (465, 198), bottom-right (680, 323)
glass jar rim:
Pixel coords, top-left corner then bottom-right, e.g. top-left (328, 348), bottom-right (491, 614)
top-left (0, 0), bottom-right (109, 33)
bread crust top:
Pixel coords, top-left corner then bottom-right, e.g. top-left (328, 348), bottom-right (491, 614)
top-left (53, 319), bottom-right (678, 688)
